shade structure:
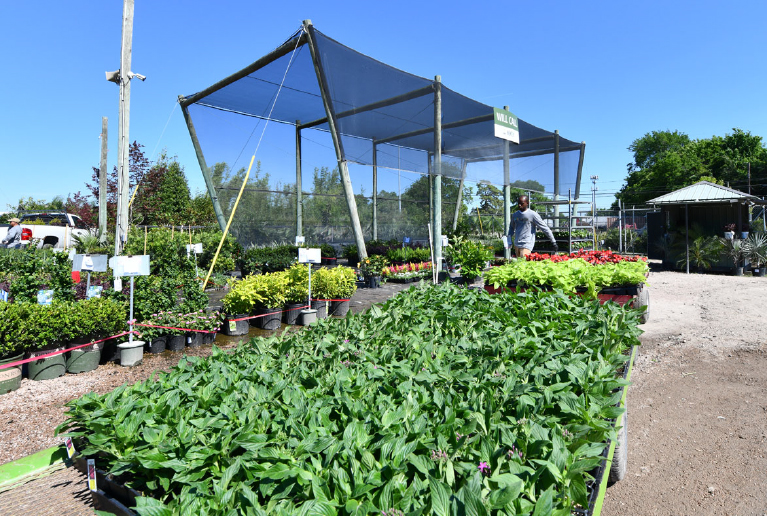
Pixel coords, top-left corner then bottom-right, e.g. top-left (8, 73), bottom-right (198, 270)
top-left (179, 21), bottom-right (585, 250)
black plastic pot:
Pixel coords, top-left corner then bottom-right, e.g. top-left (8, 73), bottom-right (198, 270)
top-left (202, 332), bottom-right (216, 344)
top-left (257, 307), bottom-right (283, 330)
top-left (311, 299), bottom-right (328, 319)
top-left (328, 299), bottom-right (350, 317)
top-left (186, 332), bottom-right (203, 348)
top-left (167, 335), bottom-right (186, 352)
top-left (224, 315), bottom-right (250, 335)
top-left (146, 336), bottom-right (167, 354)
top-left (283, 303), bottom-right (305, 324)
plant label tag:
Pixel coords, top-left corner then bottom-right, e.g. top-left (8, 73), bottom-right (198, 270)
top-left (37, 290), bottom-right (53, 305)
top-left (441, 235), bottom-right (448, 247)
top-left (298, 248), bottom-right (321, 263)
top-left (87, 459), bottom-right (97, 491)
top-left (229, 320), bottom-right (237, 333)
top-left (403, 237), bottom-right (410, 244)
top-left (502, 236), bottom-right (509, 248)
top-left (86, 286), bottom-right (103, 299)
top-left (64, 437), bottom-right (76, 458)
top-left (114, 278), bottom-right (122, 291)
top-left (187, 336), bottom-right (192, 344)
top-left (295, 236), bottom-right (305, 246)
top-left (0, 290), bottom-right (7, 302)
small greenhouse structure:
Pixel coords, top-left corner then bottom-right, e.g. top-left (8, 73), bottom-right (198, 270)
top-left (179, 20), bottom-right (585, 260)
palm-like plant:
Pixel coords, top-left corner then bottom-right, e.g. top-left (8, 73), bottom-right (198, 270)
top-left (743, 233), bottom-right (767, 268)
top-left (720, 237), bottom-right (744, 269)
top-left (676, 236), bottom-right (722, 272)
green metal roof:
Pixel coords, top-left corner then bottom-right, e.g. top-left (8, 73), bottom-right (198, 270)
top-left (646, 181), bottom-right (766, 205)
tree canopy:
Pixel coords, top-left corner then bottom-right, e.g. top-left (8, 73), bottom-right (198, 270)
top-left (615, 128), bottom-right (767, 207)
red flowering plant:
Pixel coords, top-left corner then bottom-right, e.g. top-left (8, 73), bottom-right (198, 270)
top-left (527, 250), bottom-right (646, 265)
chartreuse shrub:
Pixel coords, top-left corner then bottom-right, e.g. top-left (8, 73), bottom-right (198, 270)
top-left (485, 258), bottom-right (649, 297)
top-left (58, 284), bottom-right (642, 515)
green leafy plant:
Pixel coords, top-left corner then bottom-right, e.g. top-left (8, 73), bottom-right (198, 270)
top-left (675, 236), bottom-right (723, 272)
top-left (719, 237), bottom-right (744, 269)
top-left (359, 255), bottom-right (388, 277)
top-left (58, 284), bottom-right (642, 515)
top-left (222, 272), bottom-right (288, 312)
top-left (282, 263), bottom-right (309, 304)
top-left (743, 232), bottom-right (767, 267)
top-left (446, 236), bottom-right (493, 281)
top-left (311, 266), bottom-right (357, 300)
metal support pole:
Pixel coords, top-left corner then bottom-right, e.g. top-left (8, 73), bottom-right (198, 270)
top-left (685, 204), bottom-right (690, 274)
top-left (503, 106), bottom-right (511, 260)
top-left (303, 20), bottom-right (367, 259)
top-left (179, 101), bottom-right (227, 232)
top-left (568, 190), bottom-right (573, 254)
top-left (432, 76), bottom-right (443, 269)
top-left (98, 117), bottom-right (108, 243)
top-left (618, 199), bottom-right (623, 253)
top-left (575, 142), bottom-right (586, 199)
top-left (114, 0), bottom-right (134, 256)
top-left (372, 141), bottom-right (378, 240)
top-left (296, 121), bottom-right (303, 237)
top-left (553, 130), bottom-right (560, 229)
top-left (428, 153), bottom-right (433, 232)
top-left (453, 162), bottom-right (467, 231)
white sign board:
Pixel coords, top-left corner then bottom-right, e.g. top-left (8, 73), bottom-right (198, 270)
top-left (109, 255), bottom-right (151, 277)
top-left (502, 236), bottom-right (509, 248)
top-left (493, 107), bottom-right (520, 144)
top-left (72, 254), bottom-right (108, 273)
top-left (295, 236), bottom-right (305, 246)
top-left (186, 243), bottom-right (203, 257)
top-left (298, 248), bottom-right (321, 264)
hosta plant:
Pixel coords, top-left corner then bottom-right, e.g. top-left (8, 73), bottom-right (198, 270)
top-left (58, 284), bottom-right (642, 515)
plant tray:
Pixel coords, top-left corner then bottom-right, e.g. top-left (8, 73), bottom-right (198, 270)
top-left (73, 456), bottom-right (139, 516)
top-left (483, 282), bottom-right (644, 307)
top-left (573, 344), bottom-right (638, 516)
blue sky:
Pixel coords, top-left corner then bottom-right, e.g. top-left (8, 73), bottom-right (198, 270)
top-left (2, 0), bottom-right (766, 211)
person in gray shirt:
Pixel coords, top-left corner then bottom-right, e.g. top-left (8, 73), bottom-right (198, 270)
top-left (1, 218), bottom-right (22, 248)
top-left (507, 195), bottom-right (557, 258)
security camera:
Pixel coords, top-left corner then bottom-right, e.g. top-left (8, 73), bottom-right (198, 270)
top-left (128, 72), bottom-right (146, 81)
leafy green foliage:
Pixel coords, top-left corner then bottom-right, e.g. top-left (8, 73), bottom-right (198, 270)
top-left (0, 246), bottom-right (75, 303)
top-left (485, 258), bottom-right (649, 297)
top-left (237, 245), bottom-right (297, 276)
top-left (0, 298), bottom-right (126, 356)
top-left (311, 266), bottom-right (357, 300)
top-left (445, 237), bottom-right (493, 281)
top-left (58, 284), bottom-right (643, 515)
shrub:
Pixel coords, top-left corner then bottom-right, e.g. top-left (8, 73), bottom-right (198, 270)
top-left (237, 245), bottom-right (297, 276)
top-left (312, 266), bottom-right (357, 300)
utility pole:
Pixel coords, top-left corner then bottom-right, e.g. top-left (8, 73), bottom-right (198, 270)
top-left (98, 117), bottom-right (108, 243)
top-left (106, 0), bottom-right (145, 256)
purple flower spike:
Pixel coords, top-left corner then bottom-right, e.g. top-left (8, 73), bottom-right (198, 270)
top-left (478, 461), bottom-right (490, 475)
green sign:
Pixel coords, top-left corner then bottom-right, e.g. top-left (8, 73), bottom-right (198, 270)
top-left (493, 107), bottom-right (519, 143)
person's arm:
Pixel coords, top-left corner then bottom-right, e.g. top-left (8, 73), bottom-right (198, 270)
top-left (532, 212), bottom-right (557, 247)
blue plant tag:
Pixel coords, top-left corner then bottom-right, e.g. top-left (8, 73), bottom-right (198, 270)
top-left (0, 290), bottom-right (7, 302)
top-left (37, 290), bottom-right (53, 305)
top-left (86, 286), bottom-right (103, 299)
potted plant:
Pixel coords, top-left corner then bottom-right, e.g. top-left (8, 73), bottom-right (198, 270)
top-left (320, 243), bottom-right (337, 266)
top-left (26, 302), bottom-right (71, 381)
top-left (237, 272), bottom-right (288, 330)
top-left (723, 223), bottom-right (736, 240)
top-left (359, 255), bottom-right (387, 288)
top-left (222, 277), bottom-right (260, 336)
top-left (68, 298), bottom-right (125, 373)
top-left (0, 302), bottom-right (30, 394)
top-left (447, 236), bottom-right (493, 284)
top-left (321, 266), bottom-right (357, 317)
top-left (740, 223), bottom-right (750, 240)
top-left (720, 237), bottom-right (744, 275)
top-left (281, 264), bottom-right (309, 324)
top-left (744, 233), bottom-right (767, 277)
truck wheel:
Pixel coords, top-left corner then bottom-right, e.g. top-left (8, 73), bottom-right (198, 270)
top-left (634, 285), bottom-right (649, 323)
top-left (609, 408), bottom-right (627, 484)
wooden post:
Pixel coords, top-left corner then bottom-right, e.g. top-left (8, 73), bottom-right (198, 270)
top-left (303, 20), bottom-right (367, 259)
top-left (99, 117), bottom-right (108, 244)
top-left (114, 0), bottom-right (134, 256)
top-left (372, 141), bottom-right (378, 240)
top-left (180, 101), bottom-right (227, 232)
top-left (503, 105), bottom-right (511, 259)
top-left (296, 121), bottom-right (303, 237)
top-left (432, 76), bottom-right (443, 272)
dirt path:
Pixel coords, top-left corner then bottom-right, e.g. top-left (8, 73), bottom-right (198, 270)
top-left (601, 271), bottom-right (767, 516)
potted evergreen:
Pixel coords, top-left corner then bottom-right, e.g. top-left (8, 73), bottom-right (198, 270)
top-left (282, 264), bottom-right (309, 324)
top-left (0, 302), bottom-right (29, 394)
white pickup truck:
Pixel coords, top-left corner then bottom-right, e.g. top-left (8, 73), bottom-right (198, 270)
top-left (0, 212), bottom-right (94, 249)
